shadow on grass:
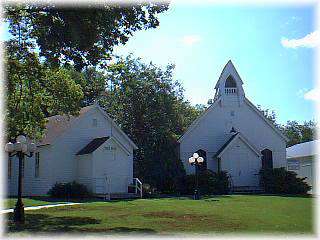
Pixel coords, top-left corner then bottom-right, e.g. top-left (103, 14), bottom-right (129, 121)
top-left (28, 196), bottom-right (104, 203)
top-left (6, 213), bottom-right (156, 234)
top-left (6, 213), bottom-right (101, 233)
top-left (255, 193), bottom-right (313, 198)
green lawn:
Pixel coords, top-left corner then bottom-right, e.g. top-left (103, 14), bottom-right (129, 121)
top-left (5, 198), bottom-right (67, 209)
top-left (5, 195), bottom-right (314, 235)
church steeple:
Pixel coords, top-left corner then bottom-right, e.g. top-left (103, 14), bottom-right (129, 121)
top-left (213, 60), bottom-right (245, 105)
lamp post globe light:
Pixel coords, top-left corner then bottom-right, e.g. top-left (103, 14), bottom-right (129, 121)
top-left (188, 153), bottom-right (204, 200)
top-left (5, 135), bottom-right (36, 224)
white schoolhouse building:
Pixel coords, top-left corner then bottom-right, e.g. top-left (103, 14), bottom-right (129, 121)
top-left (8, 104), bottom-right (138, 197)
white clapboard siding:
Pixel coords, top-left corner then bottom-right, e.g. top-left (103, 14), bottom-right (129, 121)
top-left (8, 105), bottom-right (136, 196)
top-left (92, 138), bottom-right (133, 193)
top-left (179, 61), bottom-right (287, 187)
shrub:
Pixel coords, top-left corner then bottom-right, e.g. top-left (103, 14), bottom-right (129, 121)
top-left (185, 170), bottom-right (230, 195)
top-left (259, 167), bottom-right (311, 194)
top-left (48, 181), bottom-right (91, 198)
top-left (142, 183), bottom-right (159, 198)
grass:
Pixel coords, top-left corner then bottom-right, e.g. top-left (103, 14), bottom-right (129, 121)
top-left (5, 195), bottom-right (314, 235)
top-left (5, 197), bottom-right (68, 209)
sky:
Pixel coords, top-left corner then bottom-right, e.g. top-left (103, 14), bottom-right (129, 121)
top-left (113, 2), bottom-right (318, 124)
top-left (2, 3), bottom-right (318, 125)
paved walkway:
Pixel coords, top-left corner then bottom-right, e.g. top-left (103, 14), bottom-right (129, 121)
top-left (1, 202), bottom-right (82, 214)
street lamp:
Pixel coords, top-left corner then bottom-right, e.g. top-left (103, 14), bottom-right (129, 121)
top-left (188, 152), bottom-right (204, 200)
top-left (5, 135), bottom-right (36, 224)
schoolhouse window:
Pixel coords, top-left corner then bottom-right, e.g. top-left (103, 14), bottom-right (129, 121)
top-left (261, 149), bottom-right (273, 169)
top-left (8, 156), bottom-right (12, 179)
top-left (35, 152), bottom-right (40, 178)
top-left (92, 118), bottom-right (98, 127)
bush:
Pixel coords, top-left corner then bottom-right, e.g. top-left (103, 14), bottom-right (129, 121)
top-left (142, 183), bottom-right (159, 198)
top-left (48, 181), bottom-right (91, 198)
top-left (259, 167), bottom-right (311, 194)
top-left (185, 170), bottom-right (230, 195)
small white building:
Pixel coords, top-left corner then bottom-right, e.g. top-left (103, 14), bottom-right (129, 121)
top-left (179, 60), bottom-right (288, 189)
top-left (287, 140), bottom-right (318, 188)
top-left (7, 104), bottom-right (138, 197)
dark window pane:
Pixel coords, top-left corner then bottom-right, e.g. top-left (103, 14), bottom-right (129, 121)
top-left (261, 149), bottom-right (273, 169)
top-left (225, 75), bottom-right (237, 88)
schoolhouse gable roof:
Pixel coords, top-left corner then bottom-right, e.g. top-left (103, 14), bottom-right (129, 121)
top-left (39, 105), bottom-right (94, 146)
top-left (39, 104), bottom-right (138, 150)
top-left (76, 137), bottom-right (109, 155)
top-left (76, 136), bottom-right (132, 156)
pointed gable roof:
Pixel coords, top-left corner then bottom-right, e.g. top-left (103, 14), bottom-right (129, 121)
top-left (179, 60), bottom-right (288, 143)
top-left (76, 137), bottom-right (109, 155)
top-left (39, 105), bottom-right (94, 146)
top-left (39, 104), bottom-right (138, 150)
top-left (214, 60), bottom-right (243, 89)
top-left (214, 132), bottom-right (261, 158)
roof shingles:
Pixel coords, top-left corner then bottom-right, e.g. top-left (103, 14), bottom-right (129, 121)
top-left (76, 137), bottom-right (109, 155)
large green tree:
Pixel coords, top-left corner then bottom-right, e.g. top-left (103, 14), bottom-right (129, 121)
top-left (5, 40), bottom-right (83, 140)
top-left (5, 3), bottom-right (169, 140)
top-left (92, 55), bottom-right (202, 192)
top-left (5, 3), bottom-right (169, 70)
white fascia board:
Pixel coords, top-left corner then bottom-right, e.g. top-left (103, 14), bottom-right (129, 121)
top-left (95, 104), bottom-right (138, 150)
top-left (244, 98), bottom-right (289, 142)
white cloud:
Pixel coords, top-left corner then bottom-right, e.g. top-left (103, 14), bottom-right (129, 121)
top-left (181, 35), bottom-right (202, 46)
top-left (281, 30), bottom-right (319, 48)
top-left (304, 88), bottom-right (320, 102)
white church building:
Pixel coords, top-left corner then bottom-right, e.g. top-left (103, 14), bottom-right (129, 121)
top-left (179, 61), bottom-right (288, 189)
top-left (8, 104), bottom-right (139, 197)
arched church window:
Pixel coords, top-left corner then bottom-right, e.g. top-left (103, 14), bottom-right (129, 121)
top-left (261, 149), bottom-right (273, 169)
top-left (225, 75), bottom-right (237, 88)
top-left (196, 149), bottom-right (207, 172)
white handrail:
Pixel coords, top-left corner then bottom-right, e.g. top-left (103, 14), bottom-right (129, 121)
top-left (133, 178), bottom-right (143, 198)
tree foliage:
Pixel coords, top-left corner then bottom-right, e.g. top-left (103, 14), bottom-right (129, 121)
top-left (88, 55), bottom-right (202, 192)
top-left (5, 3), bottom-right (169, 70)
top-left (257, 105), bottom-right (317, 147)
top-left (282, 120), bottom-right (317, 147)
top-left (257, 105), bottom-right (277, 125)
top-left (5, 40), bottom-right (83, 140)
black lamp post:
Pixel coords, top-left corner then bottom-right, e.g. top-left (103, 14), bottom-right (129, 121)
top-left (5, 135), bottom-right (36, 224)
top-left (188, 153), bottom-right (204, 200)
